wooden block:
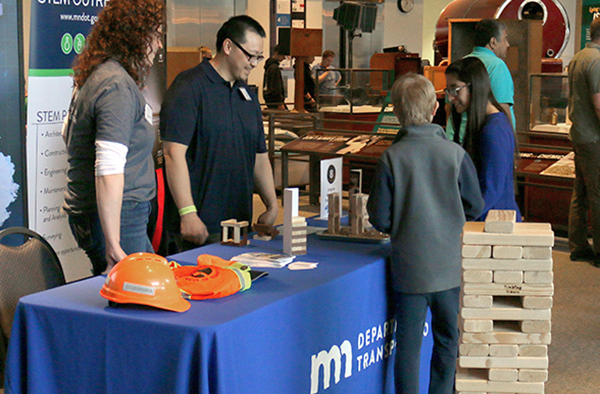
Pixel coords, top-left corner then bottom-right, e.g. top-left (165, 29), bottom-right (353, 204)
top-left (463, 245), bottom-right (492, 258)
top-left (493, 245), bottom-right (523, 259)
top-left (493, 270), bottom-right (523, 284)
top-left (489, 344), bottom-right (519, 357)
top-left (463, 319), bottom-right (493, 333)
top-left (522, 296), bottom-right (553, 309)
top-left (519, 369), bottom-right (548, 382)
top-left (456, 367), bottom-right (545, 393)
top-left (463, 222), bottom-right (554, 247)
top-left (463, 283), bottom-right (554, 296)
top-left (459, 343), bottom-right (489, 356)
top-left (462, 321), bottom-right (551, 344)
top-left (488, 368), bottom-right (518, 382)
top-left (283, 188), bottom-right (300, 255)
top-left (292, 216), bottom-right (306, 224)
top-left (459, 355), bottom-right (548, 369)
top-left (522, 246), bottom-right (552, 259)
top-left (484, 210), bottom-right (517, 234)
top-left (461, 306), bottom-right (550, 321)
top-left (462, 331), bottom-right (551, 345)
top-left (519, 345), bottom-right (548, 357)
top-left (462, 258), bottom-right (552, 271)
top-left (524, 271), bottom-right (554, 284)
top-left (463, 270), bottom-right (493, 283)
top-left (461, 297), bottom-right (551, 320)
top-left (456, 392), bottom-right (486, 394)
top-left (463, 295), bottom-right (493, 308)
top-left (520, 320), bottom-right (551, 333)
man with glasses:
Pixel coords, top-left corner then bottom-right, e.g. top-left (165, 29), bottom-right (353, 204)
top-left (159, 15), bottom-right (278, 254)
top-left (446, 18), bottom-right (515, 143)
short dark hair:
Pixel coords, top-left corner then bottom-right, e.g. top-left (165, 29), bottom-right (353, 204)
top-left (474, 19), bottom-right (506, 48)
top-left (216, 15), bottom-right (266, 53)
top-left (322, 50), bottom-right (335, 58)
top-left (591, 17), bottom-right (600, 41)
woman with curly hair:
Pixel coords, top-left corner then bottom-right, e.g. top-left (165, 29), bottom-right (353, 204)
top-left (445, 56), bottom-right (521, 221)
top-left (63, 0), bottom-right (165, 275)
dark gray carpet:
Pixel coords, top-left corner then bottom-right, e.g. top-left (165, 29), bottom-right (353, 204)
top-left (547, 238), bottom-right (600, 394)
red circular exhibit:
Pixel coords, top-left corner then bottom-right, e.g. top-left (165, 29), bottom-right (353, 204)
top-left (435, 0), bottom-right (570, 59)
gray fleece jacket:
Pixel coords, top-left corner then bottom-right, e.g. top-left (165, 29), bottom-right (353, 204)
top-left (367, 123), bottom-right (484, 293)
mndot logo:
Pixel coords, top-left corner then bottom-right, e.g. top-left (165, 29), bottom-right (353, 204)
top-left (61, 33), bottom-right (73, 54)
top-left (74, 34), bottom-right (86, 54)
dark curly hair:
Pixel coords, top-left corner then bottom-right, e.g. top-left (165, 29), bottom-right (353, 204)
top-left (73, 0), bottom-right (165, 88)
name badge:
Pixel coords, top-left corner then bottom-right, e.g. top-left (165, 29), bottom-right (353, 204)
top-left (239, 87), bottom-right (252, 101)
top-left (145, 103), bottom-right (153, 124)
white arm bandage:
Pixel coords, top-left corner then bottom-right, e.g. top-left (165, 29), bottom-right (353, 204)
top-left (95, 140), bottom-right (128, 176)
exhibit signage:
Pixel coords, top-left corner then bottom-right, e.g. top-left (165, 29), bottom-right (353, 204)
top-left (0, 0), bottom-right (26, 233)
top-left (320, 157), bottom-right (342, 219)
top-left (27, 0), bottom-right (104, 280)
top-left (580, 2), bottom-right (600, 49)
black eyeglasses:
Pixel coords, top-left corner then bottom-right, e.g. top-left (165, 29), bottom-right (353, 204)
top-left (444, 83), bottom-right (470, 97)
top-left (230, 39), bottom-right (264, 65)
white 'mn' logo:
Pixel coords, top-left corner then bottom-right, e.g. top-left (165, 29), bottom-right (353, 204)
top-left (310, 340), bottom-right (352, 393)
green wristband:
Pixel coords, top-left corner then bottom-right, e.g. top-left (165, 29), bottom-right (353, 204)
top-left (178, 205), bottom-right (197, 216)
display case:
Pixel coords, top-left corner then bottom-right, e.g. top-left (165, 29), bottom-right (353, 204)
top-left (518, 73), bottom-right (573, 234)
top-left (314, 68), bottom-right (393, 131)
top-left (527, 73), bottom-right (570, 146)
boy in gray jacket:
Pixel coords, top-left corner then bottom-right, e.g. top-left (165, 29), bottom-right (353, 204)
top-left (367, 73), bottom-right (484, 393)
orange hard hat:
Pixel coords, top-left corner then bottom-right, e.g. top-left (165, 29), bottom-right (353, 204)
top-left (100, 253), bottom-right (190, 312)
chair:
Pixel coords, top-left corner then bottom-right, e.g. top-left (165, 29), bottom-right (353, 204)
top-left (0, 227), bottom-right (66, 388)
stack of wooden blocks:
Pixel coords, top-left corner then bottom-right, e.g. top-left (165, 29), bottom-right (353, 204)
top-left (349, 193), bottom-right (370, 235)
top-left (456, 210), bottom-right (554, 394)
top-left (283, 188), bottom-right (307, 256)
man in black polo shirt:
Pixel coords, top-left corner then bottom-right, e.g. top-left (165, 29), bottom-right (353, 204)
top-left (160, 15), bottom-right (279, 254)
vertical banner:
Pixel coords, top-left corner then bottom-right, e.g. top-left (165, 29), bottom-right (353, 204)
top-left (27, 0), bottom-right (105, 281)
top-left (0, 0), bottom-right (26, 234)
top-left (581, 3), bottom-right (600, 49)
top-left (320, 157), bottom-right (342, 219)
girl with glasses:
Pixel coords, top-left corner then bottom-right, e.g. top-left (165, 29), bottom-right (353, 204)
top-left (445, 57), bottom-right (521, 221)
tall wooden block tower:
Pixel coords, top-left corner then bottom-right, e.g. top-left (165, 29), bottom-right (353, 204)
top-left (456, 210), bottom-right (554, 394)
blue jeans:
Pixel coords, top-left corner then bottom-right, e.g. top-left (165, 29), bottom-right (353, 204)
top-left (393, 287), bottom-right (460, 394)
top-left (68, 200), bottom-right (154, 276)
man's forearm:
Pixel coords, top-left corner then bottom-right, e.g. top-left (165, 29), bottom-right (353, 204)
top-left (254, 153), bottom-right (277, 209)
top-left (163, 141), bottom-right (195, 210)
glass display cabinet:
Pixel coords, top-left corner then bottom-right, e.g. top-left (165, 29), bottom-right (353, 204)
top-left (527, 73), bottom-right (570, 145)
top-left (314, 68), bottom-right (393, 113)
top-left (518, 73), bottom-right (572, 233)
top-left (314, 68), bottom-right (393, 132)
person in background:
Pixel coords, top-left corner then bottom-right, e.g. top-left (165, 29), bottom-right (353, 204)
top-left (63, 0), bottom-right (165, 275)
top-left (312, 50), bottom-right (341, 96)
top-left (159, 15), bottom-right (278, 254)
top-left (367, 73), bottom-right (484, 394)
top-left (263, 44), bottom-right (287, 110)
top-left (199, 46), bottom-right (213, 60)
top-left (295, 56), bottom-right (316, 111)
top-left (445, 57), bottom-right (521, 221)
top-left (567, 17), bottom-right (600, 266)
top-left (447, 18), bottom-right (515, 143)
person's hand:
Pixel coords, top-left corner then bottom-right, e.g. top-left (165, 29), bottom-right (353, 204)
top-left (180, 212), bottom-right (209, 245)
top-left (103, 243), bottom-right (128, 274)
top-left (257, 205), bottom-right (278, 226)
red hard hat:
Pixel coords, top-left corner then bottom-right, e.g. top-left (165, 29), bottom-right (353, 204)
top-left (100, 253), bottom-right (190, 312)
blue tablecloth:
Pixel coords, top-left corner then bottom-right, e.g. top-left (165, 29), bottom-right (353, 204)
top-left (5, 231), bottom-right (432, 394)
